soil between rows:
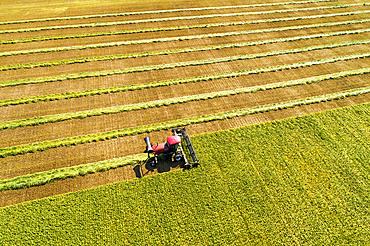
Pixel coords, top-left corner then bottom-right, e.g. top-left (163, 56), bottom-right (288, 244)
top-left (2, 32), bottom-right (369, 81)
top-left (0, 0), bottom-right (357, 31)
top-left (0, 42), bottom-right (368, 105)
top-left (1, 93), bottom-right (369, 207)
top-left (0, 64), bottom-right (368, 148)
top-left (2, 0), bottom-right (314, 23)
top-left (1, 6), bottom-right (367, 41)
top-left (1, 21), bottom-right (368, 67)
top-left (0, 56), bottom-right (368, 124)
top-left (1, 13), bottom-right (369, 53)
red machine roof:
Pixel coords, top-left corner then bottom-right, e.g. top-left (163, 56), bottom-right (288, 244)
top-left (167, 135), bottom-right (181, 146)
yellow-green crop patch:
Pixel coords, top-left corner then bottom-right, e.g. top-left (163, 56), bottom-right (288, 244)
top-left (0, 103), bottom-right (368, 245)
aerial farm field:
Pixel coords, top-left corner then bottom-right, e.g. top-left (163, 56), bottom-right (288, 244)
top-left (0, 0), bottom-right (369, 243)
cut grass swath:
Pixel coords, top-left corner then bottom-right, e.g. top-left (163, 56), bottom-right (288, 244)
top-left (1, 41), bottom-right (369, 88)
top-left (0, 0), bottom-right (338, 25)
top-left (0, 153), bottom-right (147, 192)
top-left (1, 68), bottom-right (369, 130)
top-left (2, 28), bottom-right (369, 71)
top-left (1, 19), bottom-right (368, 57)
top-left (0, 86), bottom-right (368, 158)
top-left (2, 10), bottom-right (368, 44)
top-left (1, 51), bottom-right (369, 107)
top-left (1, 3), bottom-right (362, 34)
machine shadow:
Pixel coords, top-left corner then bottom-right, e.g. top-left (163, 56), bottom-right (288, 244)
top-left (133, 157), bottom-right (185, 178)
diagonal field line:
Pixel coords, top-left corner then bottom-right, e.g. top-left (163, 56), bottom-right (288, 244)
top-left (0, 85), bottom-right (368, 158)
top-left (0, 0), bottom-right (339, 25)
top-left (1, 18), bottom-right (368, 57)
top-left (1, 3), bottom-right (365, 34)
top-left (1, 67), bottom-right (368, 131)
top-left (1, 28), bottom-right (369, 71)
top-left (1, 10), bottom-right (369, 44)
top-left (1, 40), bottom-right (369, 88)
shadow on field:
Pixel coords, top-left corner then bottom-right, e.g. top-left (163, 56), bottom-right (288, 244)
top-left (133, 157), bottom-right (185, 178)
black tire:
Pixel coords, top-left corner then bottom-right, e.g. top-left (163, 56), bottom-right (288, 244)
top-left (174, 151), bottom-right (183, 162)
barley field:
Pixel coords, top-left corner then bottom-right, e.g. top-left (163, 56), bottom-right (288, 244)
top-left (0, 0), bottom-right (369, 232)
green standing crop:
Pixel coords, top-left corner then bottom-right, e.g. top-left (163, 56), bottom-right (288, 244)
top-left (0, 102), bottom-right (368, 245)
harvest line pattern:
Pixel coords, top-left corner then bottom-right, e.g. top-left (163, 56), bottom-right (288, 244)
top-left (1, 3), bottom-right (364, 34)
top-left (1, 68), bottom-right (368, 131)
top-left (2, 10), bottom-right (369, 44)
top-left (1, 28), bottom-right (368, 71)
top-left (0, 0), bottom-right (338, 25)
top-left (0, 87), bottom-right (368, 158)
top-left (2, 41), bottom-right (369, 88)
top-left (1, 19), bottom-right (368, 57)
top-left (1, 47), bottom-right (367, 108)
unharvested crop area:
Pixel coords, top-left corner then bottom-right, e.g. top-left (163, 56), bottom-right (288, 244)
top-left (0, 0), bottom-right (369, 213)
top-left (0, 103), bottom-right (369, 244)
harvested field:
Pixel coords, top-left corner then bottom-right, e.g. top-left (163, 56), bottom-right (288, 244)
top-left (0, 0), bottom-right (369, 209)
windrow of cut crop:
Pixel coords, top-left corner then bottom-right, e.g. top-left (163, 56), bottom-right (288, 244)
top-left (1, 3), bottom-right (363, 34)
top-left (0, 153), bottom-right (147, 192)
top-left (0, 0), bottom-right (338, 25)
top-left (2, 10), bottom-right (369, 44)
top-left (1, 41), bottom-right (369, 88)
top-left (0, 86), bottom-right (368, 158)
top-left (1, 19), bottom-right (368, 57)
top-left (2, 28), bottom-right (369, 71)
top-left (1, 68), bottom-right (368, 131)
top-left (1, 51), bottom-right (369, 107)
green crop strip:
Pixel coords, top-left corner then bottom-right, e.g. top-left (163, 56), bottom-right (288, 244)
top-left (1, 41), bottom-right (368, 88)
top-left (1, 19), bottom-right (368, 57)
top-left (1, 68), bottom-right (368, 131)
top-left (1, 10), bottom-right (368, 44)
top-left (2, 28), bottom-right (369, 72)
top-left (0, 0), bottom-right (338, 25)
top-left (0, 86), bottom-right (368, 158)
top-left (1, 3), bottom-right (363, 34)
top-left (0, 153), bottom-right (147, 192)
top-left (1, 50), bottom-right (368, 107)
top-left (1, 102), bottom-right (368, 245)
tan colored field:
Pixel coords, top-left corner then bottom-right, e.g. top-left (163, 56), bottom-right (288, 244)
top-left (0, 0), bottom-right (369, 206)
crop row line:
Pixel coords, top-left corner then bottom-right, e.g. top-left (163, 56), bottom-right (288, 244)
top-left (1, 3), bottom-right (364, 34)
top-left (1, 19), bottom-right (368, 57)
top-left (0, 153), bottom-right (147, 192)
top-left (0, 86), bottom-right (368, 158)
top-left (0, 0), bottom-right (338, 25)
top-left (1, 67), bottom-right (368, 131)
top-left (1, 28), bottom-right (368, 72)
top-left (1, 45), bottom-right (367, 108)
top-left (2, 40), bottom-right (368, 88)
top-left (2, 10), bottom-right (368, 44)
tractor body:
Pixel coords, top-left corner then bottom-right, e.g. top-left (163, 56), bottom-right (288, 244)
top-left (144, 128), bottom-right (199, 168)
